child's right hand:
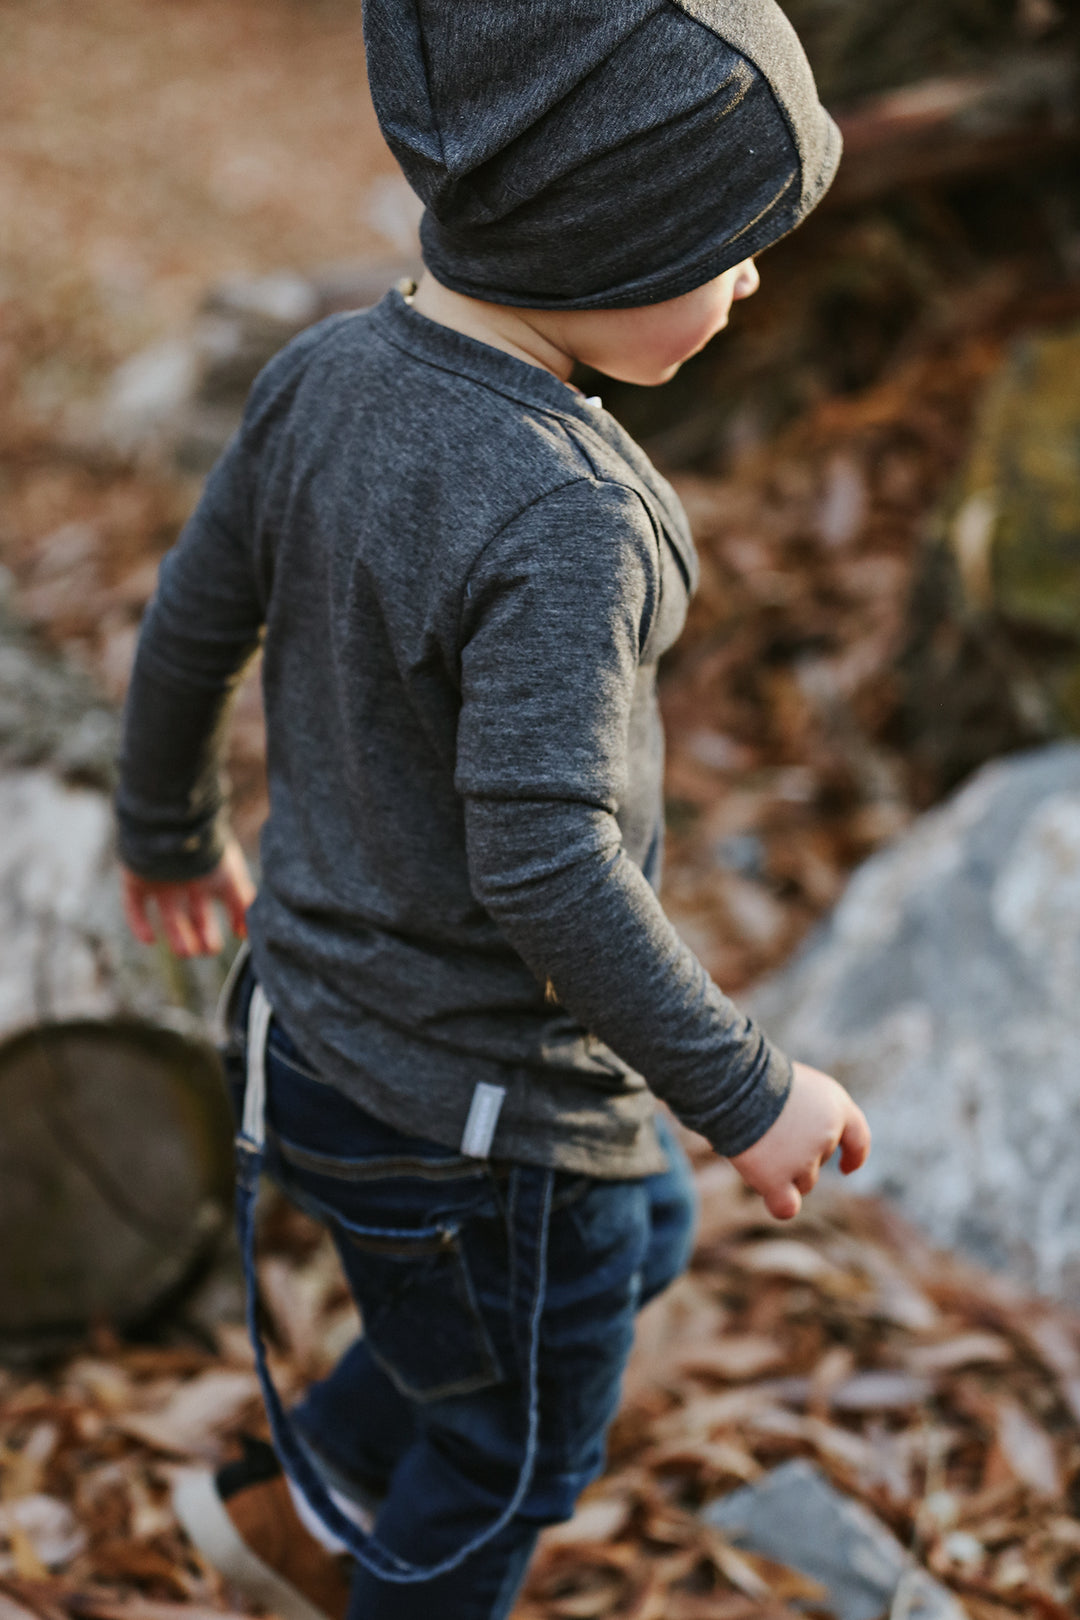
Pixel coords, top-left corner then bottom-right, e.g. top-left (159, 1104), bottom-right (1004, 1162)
top-left (729, 1061), bottom-right (870, 1220)
top-left (120, 837), bottom-right (255, 958)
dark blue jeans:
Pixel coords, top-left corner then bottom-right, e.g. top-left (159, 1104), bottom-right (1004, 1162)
top-left (226, 970), bottom-right (697, 1620)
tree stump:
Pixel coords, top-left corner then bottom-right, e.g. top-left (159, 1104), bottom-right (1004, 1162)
top-left (0, 581), bottom-right (235, 1358)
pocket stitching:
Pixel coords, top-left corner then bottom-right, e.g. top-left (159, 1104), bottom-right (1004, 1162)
top-left (345, 1223), bottom-right (503, 1401)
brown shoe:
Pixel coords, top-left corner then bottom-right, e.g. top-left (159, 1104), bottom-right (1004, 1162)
top-left (174, 1438), bottom-right (353, 1620)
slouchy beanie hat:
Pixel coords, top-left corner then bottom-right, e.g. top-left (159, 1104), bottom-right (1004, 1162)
top-left (363, 0), bottom-right (841, 310)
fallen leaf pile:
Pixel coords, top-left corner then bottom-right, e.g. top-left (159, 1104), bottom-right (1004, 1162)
top-left (657, 275), bottom-right (1080, 992)
top-left (3, 1145), bottom-right (1080, 1620)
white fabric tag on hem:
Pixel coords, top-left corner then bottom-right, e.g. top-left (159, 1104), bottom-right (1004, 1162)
top-left (460, 1082), bottom-right (506, 1159)
top-left (242, 984), bottom-right (272, 1148)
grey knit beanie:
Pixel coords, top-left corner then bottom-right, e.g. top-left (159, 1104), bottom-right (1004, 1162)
top-left (363, 0), bottom-right (841, 310)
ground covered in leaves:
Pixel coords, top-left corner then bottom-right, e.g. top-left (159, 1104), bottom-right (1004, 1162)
top-left (4, 1147), bottom-right (1080, 1619)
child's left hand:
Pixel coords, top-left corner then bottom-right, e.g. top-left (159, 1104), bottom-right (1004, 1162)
top-left (121, 837), bottom-right (255, 957)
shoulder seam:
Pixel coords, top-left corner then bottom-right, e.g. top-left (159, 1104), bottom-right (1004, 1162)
top-left (458, 476), bottom-right (660, 650)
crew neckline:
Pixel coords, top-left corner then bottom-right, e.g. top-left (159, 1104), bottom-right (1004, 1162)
top-left (375, 287), bottom-right (600, 420)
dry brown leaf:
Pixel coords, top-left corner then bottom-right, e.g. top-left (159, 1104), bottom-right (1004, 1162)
top-left (67, 1599), bottom-right (251, 1620)
top-left (699, 1526), bottom-right (773, 1599)
top-left (988, 1398), bottom-right (1062, 1498)
top-left (0, 1430), bottom-right (59, 1505)
top-left (726, 1241), bottom-right (851, 1288)
top-left (652, 1385), bottom-right (779, 1443)
top-left (700, 1528), bottom-right (827, 1610)
top-left (0, 1594), bottom-right (41, 1620)
top-left (206, 1325), bottom-right (254, 1371)
top-left (1015, 1316), bottom-right (1080, 1426)
top-left (904, 1334), bottom-right (1012, 1377)
top-left (625, 1275), bottom-right (731, 1398)
top-left (2, 1525), bottom-right (48, 1585)
top-left (541, 1496), bottom-right (633, 1549)
top-left (678, 1335), bottom-right (787, 1382)
top-left (663, 1598), bottom-right (784, 1620)
top-left (745, 1553), bottom-right (831, 1606)
top-left (828, 1370), bottom-right (933, 1412)
top-left (644, 1438), bottom-right (762, 1483)
top-left (115, 1372), bottom-right (259, 1460)
top-left (808, 1345), bottom-right (856, 1405)
top-left (538, 1567), bottom-right (627, 1618)
top-left (257, 1239), bottom-right (349, 1370)
top-left (89, 1543), bottom-right (192, 1596)
top-left (961, 1600), bottom-right (1025, 1620)
top-left (0, 1581), bottom-right (70, 1620)
top-left (0, 1500), bottom-right (84, 1579)
top-left (740, 1405), bottom-right (883, 1476)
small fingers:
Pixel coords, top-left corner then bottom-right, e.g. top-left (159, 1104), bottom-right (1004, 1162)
top-left (155, 890), bottom-right (199, 958)
top-left (793, 1164), bottom-right (819, 1197)
top-left (838, 1109), bottom-right (872, 1175)
top-left (121, 876), bottom-right (157, 946)
top-left (219, 878), bottom-right (250, 940)
top-left (765, 1183), bottom-right (802, 1221)
top-left (187, 889), bottom-right (223, 956)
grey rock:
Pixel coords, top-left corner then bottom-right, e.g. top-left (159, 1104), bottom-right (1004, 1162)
top-left (204, 269), bottom-right (320, 330)
top-left (99, 338), bottom-right (200, 457)
top-left (0, 767), bottom-right (224, 1038)
top-left (0, 592), bottom-right (225, 1034)
top-left (95, 260), bottom-right (420, 470)
top-left (750, 742), bottom-right (1080, 1301)
top-left (0, 586), bottom-right (118, 788)
top-left (705, 1459), bottom-right (965, 1620)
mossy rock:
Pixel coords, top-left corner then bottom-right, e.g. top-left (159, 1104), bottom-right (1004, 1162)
top-left (950, 321), bottom-right (1080, 729)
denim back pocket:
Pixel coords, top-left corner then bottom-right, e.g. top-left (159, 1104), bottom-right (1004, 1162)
top-left (338, 1216), bottom-right (502, 1402)
top-left (229, 989), bottom-right (507, 1404)
top-left (262, 1044), bottom-right (505, 1403)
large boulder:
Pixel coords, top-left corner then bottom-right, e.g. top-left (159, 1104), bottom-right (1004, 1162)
top-left (749, 743), bottom-right (1080, 1302)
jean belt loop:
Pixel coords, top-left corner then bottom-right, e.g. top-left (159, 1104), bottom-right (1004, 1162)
top-left (234, 977), bottom-right (556, 1584)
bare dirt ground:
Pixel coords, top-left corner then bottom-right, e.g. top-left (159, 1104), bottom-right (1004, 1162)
top-left (1, 0), bottom-right (393, 390)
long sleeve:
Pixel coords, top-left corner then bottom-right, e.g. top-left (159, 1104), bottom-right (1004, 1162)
top-left (457, 478), bottom-right (791, 1157)
top-left (115, 431), bottom-right (265, 880)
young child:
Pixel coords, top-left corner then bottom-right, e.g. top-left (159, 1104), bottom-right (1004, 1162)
top-left (116, 4), bottom-right (870, 1617)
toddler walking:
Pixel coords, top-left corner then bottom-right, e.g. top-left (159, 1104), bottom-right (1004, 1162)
top-left (117, 4), bottom-right (870, 1616)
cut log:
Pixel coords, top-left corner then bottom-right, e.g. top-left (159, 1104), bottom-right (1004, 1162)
top-left (0, 583), bottom-right (235, 1358)
top-left (831, 50), bottom-right (1080, 205)
top-left (0, 1019), bottom-right (233, 1353)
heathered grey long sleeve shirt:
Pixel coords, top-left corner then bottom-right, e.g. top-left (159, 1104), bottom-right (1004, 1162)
top-left (116, 290), bottom-right (792, 1175)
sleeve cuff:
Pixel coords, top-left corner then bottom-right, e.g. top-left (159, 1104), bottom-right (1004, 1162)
top-left (692, 1039), bottom-right (794, 1159)
top-left (115, 806), bottom-right (227, 883)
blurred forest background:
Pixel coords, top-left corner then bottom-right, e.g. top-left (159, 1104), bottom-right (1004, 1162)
top-left (3, 2), bottom-right (1080, 1618)
top-left (2, 0), bottom-right (1079, 984)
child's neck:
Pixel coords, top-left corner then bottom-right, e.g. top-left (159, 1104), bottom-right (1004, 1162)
top-left (407, 273), bottom-right (576, 385)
